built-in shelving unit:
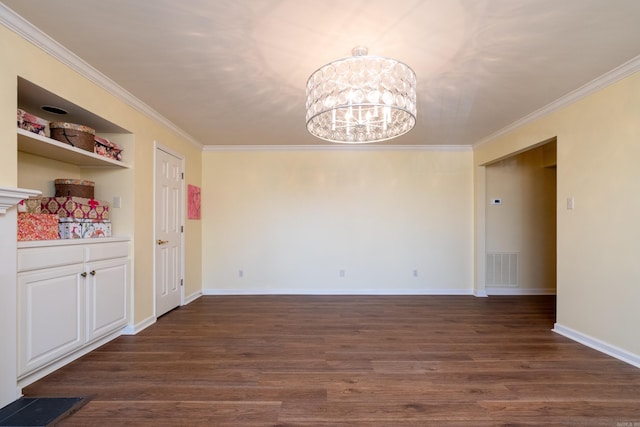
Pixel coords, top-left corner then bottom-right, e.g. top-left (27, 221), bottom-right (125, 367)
top-left (17, 128), bottom-right (130, 168)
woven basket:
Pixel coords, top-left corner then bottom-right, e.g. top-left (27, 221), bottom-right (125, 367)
top-left (54, 179), bottom-right (95, 199)
top-left (50, 122), bottom-right (95, 152)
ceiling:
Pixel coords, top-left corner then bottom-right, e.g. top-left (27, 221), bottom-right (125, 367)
top-left (3, 0), bottom-right (640, 147)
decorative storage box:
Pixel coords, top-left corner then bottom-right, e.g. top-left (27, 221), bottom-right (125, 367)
top-left (17, 213), bottom-right (59, 241)
top-left (54, 179), bottom-right (95, 199)
top-left (59, 218), bottom-right (112, 239)
top-left (41, 196), bottom-right (109, 220)
top-left (17, 109), bottom-right (48, 136)
top-left (94, 136), bottom-right (124, 161)
top-left (50, 122), bottom-right (95, 152)
top-left (18, 196), bottom-right (43, 214)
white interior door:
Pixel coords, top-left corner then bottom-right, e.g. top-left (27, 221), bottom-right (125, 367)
top-left (155, 147), bottom-right (183, 317)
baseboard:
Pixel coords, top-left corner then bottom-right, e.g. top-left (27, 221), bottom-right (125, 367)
top-left (553, 323), bottom-right (640, 369)
top-left (486, 287), bottom-right (556, 296)
top-left (184, 291), bottom-right (202, 305)
top-left (202, 288), bottom-right (474, 296)
top-left (121, 314), bottom-right (156, 335)
top-left (474, 290), bottom-right (488, 297)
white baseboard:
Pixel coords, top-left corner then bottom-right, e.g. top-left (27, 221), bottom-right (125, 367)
top-left (474, 290), bottom-right (488, 297)
top-left (184, 291), bottom-right (202, 305)
top-left (486, 287), bottom-right (556, 296)
top-left (121, 314), bottom-right (156, 335)
top-left (202, 288), bottom-right (473, 296)
top-left (553, 323), bottom-right (640, 369)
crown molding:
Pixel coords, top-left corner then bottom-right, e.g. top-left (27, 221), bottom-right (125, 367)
top-left (473, 54), bottom-right (640, 148)
top-left (0, 3), bottom-right (203, 149)
top-left (203, 144), bottom-right (472, 152)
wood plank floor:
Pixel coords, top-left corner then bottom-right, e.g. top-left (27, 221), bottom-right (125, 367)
top-left (24, 295), bottom-right (640, 426)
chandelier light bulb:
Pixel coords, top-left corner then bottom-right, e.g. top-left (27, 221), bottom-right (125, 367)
top-left (306, 47), bottom-right (417, 143)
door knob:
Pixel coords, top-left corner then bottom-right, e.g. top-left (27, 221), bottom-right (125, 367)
top-left (157, 239), bottom-right (169, 245)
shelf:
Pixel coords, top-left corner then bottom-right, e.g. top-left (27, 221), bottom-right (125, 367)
top-left (18, 236), bottom-right (130, 249)
top-left (17, 128), bottom-right (130, 169)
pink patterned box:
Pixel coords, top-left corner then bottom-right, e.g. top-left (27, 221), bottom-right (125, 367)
top-left (17, 109), bottom-right (48, 136)
top-left (17, 213), bottom-right (59, 241)
top-left (41, 196), bottom-right (109, 220)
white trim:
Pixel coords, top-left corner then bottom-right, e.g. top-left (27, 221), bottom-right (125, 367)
top-left (184, 291), bottom-right (202, 305)
top-left (486, 287), bottom-right (556, 296)
top-left (0, 3), bottom-right (203, 149)
top-left (203, 144), bottom-right (472, 152)
top-left (474, 290), bottom-right (488, 297)
top-left (553, 323), bottom-right (640, 369)
top-left (474, 54), bottom-right (640, 148)
top-left (120, 314), bottom-right (156, 335)
top-left (0, 187), bottom-right (40, 214)
top-left (203, 288), bottom-right (473, 296)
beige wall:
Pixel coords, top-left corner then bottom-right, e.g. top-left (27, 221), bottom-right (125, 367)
top-left (0, 24), bottom-right (203, 405)
top-left (475, 71), bottom-right (640, 361)
top-left (485, 143), bottom-right (556, 294)
top-left (202, 149), bottom-right (474, 294)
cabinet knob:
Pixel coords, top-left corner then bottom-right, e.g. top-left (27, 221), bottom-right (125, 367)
top-left (157, 239), bottom-right (169, 245)
top-left (90, 270), bottom-right (96, 276)
top-left (80, 272), bottom-right (87, 278)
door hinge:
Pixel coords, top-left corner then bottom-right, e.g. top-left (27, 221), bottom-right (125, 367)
top-left (181, 225), bottom-right (184, 233)
top-left (181, 279), bottom-right (184, 287)
top-left (181, 172), bottom-right (184, 180)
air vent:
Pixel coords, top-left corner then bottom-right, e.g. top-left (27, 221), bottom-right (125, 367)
top-left (486, 252), bottom-right (518, 287)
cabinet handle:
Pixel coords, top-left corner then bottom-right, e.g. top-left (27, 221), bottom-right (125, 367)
top-left (80, 272), bottom-right (87, 278)
top-left (90, 270), bottom-right (96, 276)
top-left (157, 239), bottom-right (169, 245)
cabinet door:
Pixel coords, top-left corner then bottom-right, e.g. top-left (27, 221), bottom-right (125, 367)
top-left (18, 264), bottom-right (85, 377)
top-left (85, 257), bottom-right (128, 343)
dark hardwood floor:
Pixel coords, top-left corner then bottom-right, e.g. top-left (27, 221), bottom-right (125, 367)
top-left (24, 295), bottom-right (640, 426)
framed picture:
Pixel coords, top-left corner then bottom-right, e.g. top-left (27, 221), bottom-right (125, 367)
top-left (187, 184), bottom-right (201, 220)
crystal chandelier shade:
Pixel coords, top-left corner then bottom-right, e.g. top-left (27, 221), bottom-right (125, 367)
top-left (306, 47), bottom-right (417, 144)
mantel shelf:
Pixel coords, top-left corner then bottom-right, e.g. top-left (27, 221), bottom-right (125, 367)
top-left (0, 186), bottom-right (41, 214)
top-left (17, 128), bottom-right (130, 169)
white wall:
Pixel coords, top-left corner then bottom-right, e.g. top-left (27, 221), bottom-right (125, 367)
top-left (202, 149), bottom-right (474, 295)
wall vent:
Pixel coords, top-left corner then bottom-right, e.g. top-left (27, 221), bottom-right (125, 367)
top-left (486, 252), bottom-right (519, 287)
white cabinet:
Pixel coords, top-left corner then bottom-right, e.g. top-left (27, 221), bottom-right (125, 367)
top-left (17, 239), bottom-right (129, 381)
top-left (85, 257), bottom-right (128, 343)
top-left (17, 263), bottom-right (85, 377)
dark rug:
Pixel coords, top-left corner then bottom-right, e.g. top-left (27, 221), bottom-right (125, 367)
top-left (0, 397), bottom-right (86, 426)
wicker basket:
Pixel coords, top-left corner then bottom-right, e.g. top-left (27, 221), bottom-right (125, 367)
top-left (50, 122), bottom-right (95, 152)
top-left (54, 179), bottom-right (95, 199)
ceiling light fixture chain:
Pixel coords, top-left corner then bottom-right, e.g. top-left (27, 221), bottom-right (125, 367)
top-left (305, 46), bottom-right (416, 144)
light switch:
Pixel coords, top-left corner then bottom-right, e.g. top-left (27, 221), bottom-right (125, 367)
top-left (566, 197), bottom-right (574, 210)
top-left (113, 196), bottom-right (122, 208)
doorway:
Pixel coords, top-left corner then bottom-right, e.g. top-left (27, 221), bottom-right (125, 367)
top-left (484, 140), bottom-right (557, 295)
top-left (155, 145), bottom-right (184, 316)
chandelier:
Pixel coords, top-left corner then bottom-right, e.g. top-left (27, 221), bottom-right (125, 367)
top-left (306, 46), bottom-right (417, 144)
